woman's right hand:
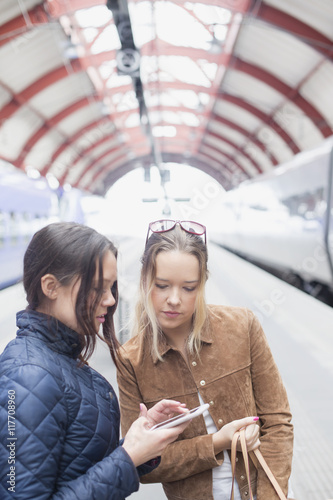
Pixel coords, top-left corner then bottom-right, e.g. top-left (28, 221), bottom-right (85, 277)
top-left (212, 416), bottom-right (260, 455)
top-left (122, 416), bottom-right (189, 467)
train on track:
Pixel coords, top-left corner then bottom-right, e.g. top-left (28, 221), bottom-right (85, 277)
top-left (211, 137), bottom-right (333, 305)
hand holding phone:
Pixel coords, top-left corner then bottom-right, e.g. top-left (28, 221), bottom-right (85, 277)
top-left (150, 403), bottom-right (210, 430)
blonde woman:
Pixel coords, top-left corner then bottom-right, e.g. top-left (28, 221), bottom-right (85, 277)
top-left (117, 220), bottom-right (294, 500)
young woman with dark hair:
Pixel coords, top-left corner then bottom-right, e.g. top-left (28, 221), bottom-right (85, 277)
top-left (117, 220), bottom-right (294, 500)
top-left (0, 222), bottom-right (189, 500)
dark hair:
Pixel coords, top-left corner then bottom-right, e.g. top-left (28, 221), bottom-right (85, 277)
top-left (23, 222), bottom-right (120, 366)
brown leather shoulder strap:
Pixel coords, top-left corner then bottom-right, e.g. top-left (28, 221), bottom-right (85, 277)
top-left (230, 429), bottom-right (288, 500)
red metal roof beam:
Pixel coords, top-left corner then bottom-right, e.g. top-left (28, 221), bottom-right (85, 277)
top-left (256, 3), bottom-right (333, 61)
top-left (45, 0), bottom-right (108, 18)
top-left (0, 5), bottom-right (48, 48)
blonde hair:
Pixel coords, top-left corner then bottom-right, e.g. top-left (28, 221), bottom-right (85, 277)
top-left (132, 225), bottom-right (209, 361)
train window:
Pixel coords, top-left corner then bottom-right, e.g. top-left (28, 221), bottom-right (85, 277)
top-left (248, 204), bottom-right (268, 211)
top-left (281, 187), bottom-right (325, 220)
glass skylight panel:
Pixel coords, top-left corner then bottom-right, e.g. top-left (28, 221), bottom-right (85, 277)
top-left (158, 56), bottom-right (212, 87)
top-left (131, 25), bottom-right (155, 48)
top-left (212, 24), bottom-right (228, 42)
top-left (128, 1), bottom-right (155, 48)
top-left (75, 6), bottom-right (112, 28)
top-left (124, 113), bottom-right (140, 128)
top-left (144, 92), bottom-right (177, 108)
top-left (141, 55), bottom-right (179, 84)
top-left (161, 110), bottom-right (183, 124)
top-left (155, 2), bottom-right (210, 49)
top-left (159, 93), bottom-right (179, 107)
top-left (152, 70), bottom-right (175, 83)
top-left (144, 90), bottom-right (205, 111)
top-left (82, 27), bottom-right (98, 44)
top-left (152, 126), bottom-right (177, 137)
top-left (106, 73), bottom-right (132, 89)
top-left (198, 60), bottom-right (218, 81)
top-left (129, 0), bottom-right (221, 49)
top-left (149, 110), bottom-right (181, 125)
top-left (91, 25), bottom-right (121, 54)
top-left (189, 3), bottom-right (231, 26)
top-left (99, 61), bottom-right (116, 80)
top-left (152, 90), bottom-right (204, 110)
top-left (166, 90), bottom-right (201, 109)
top-left (145, 90), bottom-right (209, 111)
top-left (112, 91), bottom-right (138, 112)
top-left (178, 111), bottom-right (200, 126)
top-left (140, 55), bottom-right (159, 84)
top-left (198, 92), bottom-right (210, 105)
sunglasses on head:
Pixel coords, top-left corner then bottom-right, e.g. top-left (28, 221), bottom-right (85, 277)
top-left (146, 219), bottom-right (206, 245)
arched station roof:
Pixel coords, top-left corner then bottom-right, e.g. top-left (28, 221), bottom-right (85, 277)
top-left (0, 0), bottom-right (332, 195)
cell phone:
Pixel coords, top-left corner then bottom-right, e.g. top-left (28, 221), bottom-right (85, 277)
top-left (150, 403), bottom-right (210, 430)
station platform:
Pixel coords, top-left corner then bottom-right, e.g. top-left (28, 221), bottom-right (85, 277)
top-left (1, 239), bottom-right (333, 500)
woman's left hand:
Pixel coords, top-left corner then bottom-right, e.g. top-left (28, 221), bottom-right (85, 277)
top-left (236, 421), bottom-right (260, 452)
top-left (140, 399), bottom-right (189, 427)
top-left (213, 416), bottom-right (261, 454)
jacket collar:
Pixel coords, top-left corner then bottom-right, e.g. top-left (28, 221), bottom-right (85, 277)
top-left (16, 309), bottom-right (84, 359)
top-left (152, 318), bottom-right (213, 364)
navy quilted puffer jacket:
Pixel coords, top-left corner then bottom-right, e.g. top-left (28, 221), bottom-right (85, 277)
top-left (0, 310), bottom-right (157, 499)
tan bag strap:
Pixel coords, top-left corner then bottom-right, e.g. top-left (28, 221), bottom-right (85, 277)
top-left (230, 430), bottom-right (254, 500)
top-left (230, 429), bottom-right (288, 500)
top-left (250, 448), bottom-right (288, 500)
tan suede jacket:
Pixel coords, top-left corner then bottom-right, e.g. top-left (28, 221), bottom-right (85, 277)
top-left (117, 305), bottom-right (293, 500)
